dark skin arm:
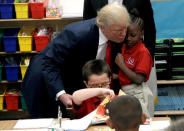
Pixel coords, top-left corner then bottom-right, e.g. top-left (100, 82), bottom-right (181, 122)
top-left (115, 53), bottom-right (145, 84)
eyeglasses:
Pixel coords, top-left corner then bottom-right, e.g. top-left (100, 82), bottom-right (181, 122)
top-left (87, 81), bottom-right (111, 88)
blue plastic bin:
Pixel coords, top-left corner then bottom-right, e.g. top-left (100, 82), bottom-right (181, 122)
top-left (5, 65), bottom-right (19, 81)
top-left (0, 3), bottom-right (14, 19)
top-left (0, 0), bottom-right (14, 19)
top-left (3, 28), bottom-right (19, 52)
top-left (0, 0), bottom-right (14, 3)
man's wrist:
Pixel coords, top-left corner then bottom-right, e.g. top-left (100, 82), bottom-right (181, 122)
top-left (56, 90), bottom-right (66, 101)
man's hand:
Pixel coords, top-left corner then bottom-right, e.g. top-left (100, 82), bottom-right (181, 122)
top-left (59, 93), bottom-right (73, 107)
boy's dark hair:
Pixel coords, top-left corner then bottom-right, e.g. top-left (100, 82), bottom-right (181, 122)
top-left (107, 95), bottom-right (142, 130)
top-left (166, 118), bottom-right (184, 131)
top-left (82, 59), bottom-right (111, 82)
top-left (130, 8), bottom-right (144, 31)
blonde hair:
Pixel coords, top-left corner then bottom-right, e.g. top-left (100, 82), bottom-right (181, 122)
top-left (96, 2), bottom-right (130, 27)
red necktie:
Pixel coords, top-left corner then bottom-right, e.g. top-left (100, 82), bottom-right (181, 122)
top-left (105, 41), bottom-right (113, 89)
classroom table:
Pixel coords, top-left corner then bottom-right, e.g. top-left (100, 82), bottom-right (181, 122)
top-left (0, 117), bottom-right (170, 130)
top-left (87, 117), bottom-right (170, 131)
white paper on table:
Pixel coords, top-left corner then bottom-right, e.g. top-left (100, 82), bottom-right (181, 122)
top-left (139, 120), bottom-right (170, 131)
top-left (61, 0), bottom-right (84, 18)
top-left (3, 129), bottom-right (48, 131)
top-left (14, 118), bottom-right (54, 129)
top-left (60, 109), bottom-right (97, 130)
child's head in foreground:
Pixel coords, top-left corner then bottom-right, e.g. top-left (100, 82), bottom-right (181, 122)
top-left (106, 95), bottom-right (146, 131)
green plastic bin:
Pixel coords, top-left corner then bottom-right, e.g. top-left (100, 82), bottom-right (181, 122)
top-left (20, 94), bottom-right (27, 110)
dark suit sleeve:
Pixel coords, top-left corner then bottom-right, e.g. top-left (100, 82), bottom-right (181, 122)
top-left (42, 28), bottom-right (78, 98)
top-left (83, 0), bottom-right (96, 20)
top-left (142, 0), bottom-right (156, 58)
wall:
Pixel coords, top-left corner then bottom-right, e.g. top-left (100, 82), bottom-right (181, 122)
top-left (151, 0), bottom-right (184, 38)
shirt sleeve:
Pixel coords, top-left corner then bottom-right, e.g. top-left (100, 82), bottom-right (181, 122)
top-left (56, 90), bottom-right (66, 101)
top-left (135, 51), bottom-right (153, 81)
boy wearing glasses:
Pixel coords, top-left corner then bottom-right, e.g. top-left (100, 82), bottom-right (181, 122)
top-left (72, 59), bottom-right (115, 118)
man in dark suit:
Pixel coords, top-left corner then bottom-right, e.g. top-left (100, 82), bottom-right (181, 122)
top-left (22, 2), bottom-right (130, 118)
top-left (83, 0), bottom-right (156, 58)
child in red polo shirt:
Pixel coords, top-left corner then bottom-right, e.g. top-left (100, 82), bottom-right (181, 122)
top-left (72, 59), bottom-right (115, 118)
top-left (115, 11), bottom-right (154, 118)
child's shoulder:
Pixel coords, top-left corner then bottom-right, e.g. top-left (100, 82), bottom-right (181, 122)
top-left (138, 43), bottom-right (151, 55)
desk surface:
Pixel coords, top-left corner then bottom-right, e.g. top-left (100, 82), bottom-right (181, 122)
top-left (0, 117), bottom-right (170, 130)
top-left (87, 117), bottom-right (171, 131)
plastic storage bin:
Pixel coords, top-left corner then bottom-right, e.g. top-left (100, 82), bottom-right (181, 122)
top-left (5, 65), bottom-right (19, 81)
top-left (20, 65), bottom-right (28, 79)
top-left (0, 87), bottom-right (5, 110)
top-left (14, 0), bottom-right (28, 19)
top-left (5, 93), bottom-right (19, 110)
top-left (19, 94), bottom-right (27, 110)
top-left (30, 2), bottom-right (44, 18)
top-left (35, 32), bottom-right (51, 51)
top-left (0, 0), bottom-right (14, 3)
top-left (0, 65), bottom-right (2, 82)
top-left (0, 93), bottom-right (4, 110)
top-left (18, 28), bottom-right (34, 52)
top-left (0, 0), bottom-right (14, 19)
top-left (0, 29), bottom-right (3, 51)
top-left (3, 28), bottom-right (19, 52)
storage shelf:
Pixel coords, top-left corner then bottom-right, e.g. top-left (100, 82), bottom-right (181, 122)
top-left (0, 51), bottom-right (38, 55)
top-left (0, 80), bottom-right (22, 83)
top-left (0, 109), bottom-right (24, 112)
top-left (0, 109), bottom-right (30, 120)
top-left (154, 110), bottom-right (184, 116)
top-left (0, 17), bottom-right (82, 31)
top-left (0, 18), bottom-right (80, 22)
top-left (0, 17), bottom-right (83, 120)
top-left (157, 80), bottom-right (184, 85)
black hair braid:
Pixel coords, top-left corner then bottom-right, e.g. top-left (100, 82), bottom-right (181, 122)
top-left (130, 8), bottom-right (144, 30)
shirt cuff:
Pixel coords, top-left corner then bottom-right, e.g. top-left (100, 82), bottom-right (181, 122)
top-left (56, 90), bottom-right (66, 101)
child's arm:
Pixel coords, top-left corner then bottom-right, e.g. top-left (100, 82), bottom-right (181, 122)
top-left (72, 88), bottom-right (115, 105)
top-left (115, 53), bottom-right (145, 84)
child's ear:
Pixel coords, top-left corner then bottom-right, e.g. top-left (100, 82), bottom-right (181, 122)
top-left (83, 81), bottom-right (88, 87)
top-left (141, 30), bottom-right (144, 38)
top-left (141, 113), bottom-right (147, 124)
top-left (106, 118), bottom-right (115, 129)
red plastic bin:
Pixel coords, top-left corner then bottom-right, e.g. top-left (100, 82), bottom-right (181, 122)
top-left (30, 2), bottom-right (44, 18)
top-left (34, 32), bottom-right (51, 51)
top-left (5, 93), bottom-right (19, 110)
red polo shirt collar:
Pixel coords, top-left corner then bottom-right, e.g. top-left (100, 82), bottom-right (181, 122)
top-left (122, 40), bottom-right (143, 54)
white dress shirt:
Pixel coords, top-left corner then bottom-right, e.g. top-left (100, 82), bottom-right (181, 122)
top-left (108, 0), bottom-right (123, 4)
top-left (56, 28), bottom-right (108, 100)
top-left (96, 28), bottom-right (108, 60)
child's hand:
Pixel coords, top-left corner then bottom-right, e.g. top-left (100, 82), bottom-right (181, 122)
top-left (115, 53), bottom-right (125, 67)
top-left (98, 89), bottom-right (115, 100)
top-left (113, 73), bottom-right (119, 79)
